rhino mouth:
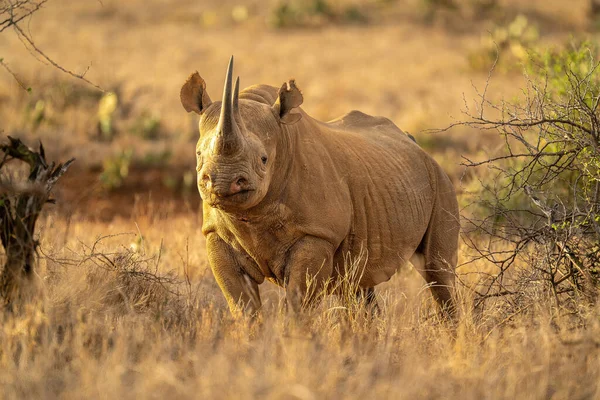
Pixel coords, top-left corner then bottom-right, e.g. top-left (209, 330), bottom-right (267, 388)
top-left (221, 188), bottom-right (254, 198)
top-left (206, 189), bottom-right (255, 208)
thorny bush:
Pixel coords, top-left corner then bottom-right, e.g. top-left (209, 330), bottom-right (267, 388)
top-left (458, 41), bottom-right (600, 320)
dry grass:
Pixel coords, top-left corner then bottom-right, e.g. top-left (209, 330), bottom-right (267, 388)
top-left (0, 210), bottom-right (597, 399)
top-left (1, 0), bottom-right (600, 398)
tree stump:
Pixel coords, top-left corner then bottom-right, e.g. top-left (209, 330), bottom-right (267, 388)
top-left (0, 136), bottom-right (74, 310)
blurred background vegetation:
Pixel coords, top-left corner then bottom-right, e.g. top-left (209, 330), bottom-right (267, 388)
top-left (0, 0), bottom-right (598, 219)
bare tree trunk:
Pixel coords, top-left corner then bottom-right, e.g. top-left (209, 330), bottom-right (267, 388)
top-left (0, 137), bottom-right (73, 309)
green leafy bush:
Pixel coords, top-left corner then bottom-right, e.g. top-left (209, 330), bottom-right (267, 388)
top-left (461, 41), bottom-right (600, 313)
top-left (468, 15), bottom-right (539, 72)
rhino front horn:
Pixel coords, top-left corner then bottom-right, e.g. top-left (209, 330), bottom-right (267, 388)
top-left (215, 56), bottom-right (244, 156)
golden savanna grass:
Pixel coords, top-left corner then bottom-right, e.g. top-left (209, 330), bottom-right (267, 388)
top-left (1, 0), bottom-right (600, 398)
top-left (1, 212), bottom-right (599, 399)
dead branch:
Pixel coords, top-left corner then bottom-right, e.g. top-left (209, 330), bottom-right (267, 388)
top-left (451, 43), bottom-right (600, 317)
top-left (0, 136), bottom-right (74, 309)
top-left (1, 0), bottom-right (103, 91)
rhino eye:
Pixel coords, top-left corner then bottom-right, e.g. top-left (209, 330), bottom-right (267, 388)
top-left (261, 156), bottom-right (268, 165)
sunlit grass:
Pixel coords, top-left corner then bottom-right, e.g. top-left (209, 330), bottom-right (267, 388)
top-left (0, 211), bottom-right (597, 399)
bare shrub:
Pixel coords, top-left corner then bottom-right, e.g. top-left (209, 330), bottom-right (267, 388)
top-left (43, 233), bottom-right (201, 328)
top-left (455, 41), bottom-right (600, 320)
top-left (0, 136), bottom-right (73, 310)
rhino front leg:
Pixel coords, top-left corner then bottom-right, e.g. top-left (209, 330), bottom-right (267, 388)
top-left (206, 233), bottom-right (262, 317)
top-left (356, 287), bottom-right (380, 315)
top-left (285, 236), bottom-right (334, 313)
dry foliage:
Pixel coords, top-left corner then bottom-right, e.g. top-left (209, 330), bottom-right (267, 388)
top-left (0, 214), bottom-right (598, 399)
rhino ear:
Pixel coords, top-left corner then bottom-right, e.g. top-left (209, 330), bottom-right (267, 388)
top-left (180, 71), bottom-right (212, 114)
top-left (273, 80), bottom-right (303, 125)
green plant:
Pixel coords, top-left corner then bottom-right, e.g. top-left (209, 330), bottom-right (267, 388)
top-left (268, 0), bottom-right (367, 29)
top-left (100, 150), bottom-right (132, 190)
top-left (182, 171), bottom-right (195, 194)
top-left (422, 0), bottom-right (498, 23)
top-left (141, 149), bottom-right (172, 167)
top-left (343, 5), bottom-right (368, 24)
top-left (129, 110), bottom-right (161, 140)
top-left (97, 92), bottom-right (118, 141)
top-left (468, 14), bottom-right (539, 72)
top-left (231, 5), bottom-right (249, 23)
top-left (28, 99), bottom-right (46, 129)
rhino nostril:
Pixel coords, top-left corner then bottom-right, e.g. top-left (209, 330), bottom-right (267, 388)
top-left (201, 173), bottom-right (213, 190)
top-left (229, 177), bottom-right (248, 195)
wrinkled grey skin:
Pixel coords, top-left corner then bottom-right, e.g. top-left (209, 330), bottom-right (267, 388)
top-left (180, 57), bottom-right (460, 316)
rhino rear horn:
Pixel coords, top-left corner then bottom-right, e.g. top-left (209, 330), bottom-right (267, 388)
top-left (274, 80), bottom-right (303, 125)
top-left (180, 72), bottom-right (212, 114)
top-left (233, 76), bottom-right (241, 121)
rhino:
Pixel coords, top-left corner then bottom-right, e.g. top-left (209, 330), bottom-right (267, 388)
top-left (180, 57), bottom-right (460, 316)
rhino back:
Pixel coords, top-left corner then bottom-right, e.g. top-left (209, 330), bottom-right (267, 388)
top-left (296, 110), bottom-right (437, 286)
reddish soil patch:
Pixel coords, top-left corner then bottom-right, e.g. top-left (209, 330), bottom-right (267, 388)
top-left (54, 165), bottom-right (201, 221)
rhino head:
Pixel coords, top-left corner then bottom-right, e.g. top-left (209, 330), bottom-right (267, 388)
top-left (180, 57), bottom-right (303, 211)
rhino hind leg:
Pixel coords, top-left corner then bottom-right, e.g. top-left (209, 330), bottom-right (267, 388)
top-left (411, 249), bottom-right (456, 317)
top-left (410, 204), bottom-right (459, 318)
